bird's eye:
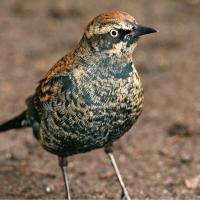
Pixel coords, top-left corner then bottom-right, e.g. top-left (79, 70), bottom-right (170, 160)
top-left (110, 29), bottom-right (119, 38)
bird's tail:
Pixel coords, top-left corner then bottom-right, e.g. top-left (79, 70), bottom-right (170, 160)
top-left (0, 111), bottom-right (30, 133)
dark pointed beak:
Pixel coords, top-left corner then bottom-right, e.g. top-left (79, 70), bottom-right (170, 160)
top-left (134, 24), bottom-right (158, 37)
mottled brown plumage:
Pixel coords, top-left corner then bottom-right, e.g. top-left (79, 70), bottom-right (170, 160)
top-left (0, 11), bottom-right (157, 200)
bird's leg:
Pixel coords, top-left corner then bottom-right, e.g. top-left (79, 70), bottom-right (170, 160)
top-left (105, 145), bottom-right (132, 200)
top-left (58, 156), bottom-right (71, 200)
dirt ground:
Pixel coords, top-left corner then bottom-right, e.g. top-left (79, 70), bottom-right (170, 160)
top-left (0, 0), bottom-right (200, 199)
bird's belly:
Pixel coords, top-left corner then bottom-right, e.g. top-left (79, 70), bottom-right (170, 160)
top-left (38, 77), bottom-right (143, 156)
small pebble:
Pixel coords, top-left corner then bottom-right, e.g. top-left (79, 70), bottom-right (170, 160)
top-left (167, 123), bottom-right (190, 137)
top-left (45, 184), bottom-right (55, 193)
top-left (185, 175), bottom-right (200, 189)
top-left (180, 153), bottom-right (192, 164)
top-left (158, 148), bottom-right (169, 156)
top-left (5, 152), bottom-right (16, 160)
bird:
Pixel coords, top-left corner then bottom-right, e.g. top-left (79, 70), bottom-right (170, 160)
top-left (0, 10), bottom-right (157, 200)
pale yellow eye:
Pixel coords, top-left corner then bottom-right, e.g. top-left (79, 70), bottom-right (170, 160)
top-left (110, 29), bottom-right (119, 38)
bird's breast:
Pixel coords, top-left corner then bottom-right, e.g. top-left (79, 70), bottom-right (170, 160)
top-left (68, 63), bottom-right (144, 132)
top-left (38, 61), bottom-right (144, 156)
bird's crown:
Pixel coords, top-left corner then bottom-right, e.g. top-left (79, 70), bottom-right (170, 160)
top-left (85, 10), bottom-right (136, 38)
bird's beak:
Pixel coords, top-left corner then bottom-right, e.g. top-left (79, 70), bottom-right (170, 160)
top-left (134, 24), bottom-right (158, 37)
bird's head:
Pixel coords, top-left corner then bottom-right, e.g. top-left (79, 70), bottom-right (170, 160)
top-left (83, 11), bottom-right (157, 56)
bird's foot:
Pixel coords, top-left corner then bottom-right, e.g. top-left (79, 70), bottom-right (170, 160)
top-left (121, 190), bottom-right (132, 200)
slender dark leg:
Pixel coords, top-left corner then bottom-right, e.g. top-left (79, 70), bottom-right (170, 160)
top-left (105, 145), bottom-right (132, 200)
top-left (58, 157), bottom-right (71, 200)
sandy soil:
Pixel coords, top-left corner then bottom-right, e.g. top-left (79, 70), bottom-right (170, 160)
top-left (0, 0), bottom-right (200, 199)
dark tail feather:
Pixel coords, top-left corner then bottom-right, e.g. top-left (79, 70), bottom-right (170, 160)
top-left (0, 111), bottom-right (29, 133)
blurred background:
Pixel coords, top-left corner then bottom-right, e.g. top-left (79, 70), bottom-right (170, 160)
top-left (0, 0), bottom-right (200, 199)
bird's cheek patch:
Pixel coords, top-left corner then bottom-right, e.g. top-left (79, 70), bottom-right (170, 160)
top-left (106, 42), bottom-right (124, 55)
